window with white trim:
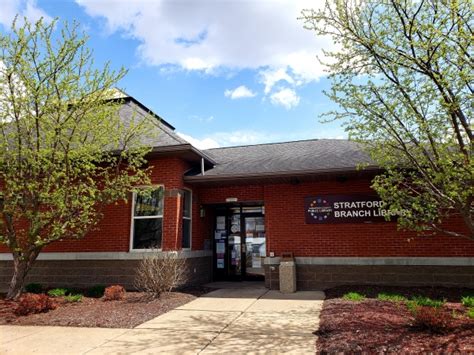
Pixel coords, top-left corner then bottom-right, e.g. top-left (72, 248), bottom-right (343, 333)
top-left (182, 189), bottom-right (192, 249)
top-left (131, 186), bottom-right (164, 249)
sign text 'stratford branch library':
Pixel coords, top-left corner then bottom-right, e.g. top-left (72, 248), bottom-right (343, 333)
top-left (305, 195), bottom-right (401, 224)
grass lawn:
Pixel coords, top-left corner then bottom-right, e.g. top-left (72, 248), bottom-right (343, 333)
top-left (0, 287), bottom-right (211, 328)
top-left (316, 285), bottom-right (474, 353)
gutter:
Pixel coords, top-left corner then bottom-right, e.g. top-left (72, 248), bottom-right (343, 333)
top-left (184, 165), bottom-right (382, 183)
top-left (148, 144), bottom-right (217, 165)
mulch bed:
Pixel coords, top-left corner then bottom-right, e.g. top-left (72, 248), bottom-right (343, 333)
top-left (0, 286), bottom-right (212, 328)
top-left (317, 285), bottom-right (474, 353)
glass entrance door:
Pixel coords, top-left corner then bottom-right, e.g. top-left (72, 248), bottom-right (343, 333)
top-left (228, 212), bottom-right (242, 279)
top-left (213, 205), bottom-right (265, 281)
top-left (243, 215), bottom-right (266, 279)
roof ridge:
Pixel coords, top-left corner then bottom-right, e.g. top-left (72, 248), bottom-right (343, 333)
top-left (204, 138), bottom-right (351, 151)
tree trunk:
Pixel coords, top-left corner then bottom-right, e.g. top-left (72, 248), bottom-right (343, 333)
top-left (460, 202), bottom-right (474, 240)
top-left (6, 249), bottom-right (40, 300)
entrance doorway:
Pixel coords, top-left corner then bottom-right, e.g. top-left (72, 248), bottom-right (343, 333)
top-left (213, 205), bottom-right (266, 281)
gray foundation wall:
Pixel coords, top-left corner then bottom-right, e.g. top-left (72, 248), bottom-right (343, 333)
top-left (0, 256), bottom-right (212, 292)
top-left (264, 259), bottom-right (474, 290)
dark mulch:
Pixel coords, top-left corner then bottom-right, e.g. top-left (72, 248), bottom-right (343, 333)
top-left (324, 284), bottom-right (474, 302)
top-left (316, 286), bottom-right (474, 353)
top-left (0, 286), bottom-right (212, 328)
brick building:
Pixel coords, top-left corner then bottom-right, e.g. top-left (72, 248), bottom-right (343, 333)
top-left (1, 93), bottom-right (473, 291)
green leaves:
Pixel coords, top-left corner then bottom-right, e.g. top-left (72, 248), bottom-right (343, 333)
top-left (0, 18), bottom-right (152, 256)
top-left (302, 0), bottom-right (473, 238)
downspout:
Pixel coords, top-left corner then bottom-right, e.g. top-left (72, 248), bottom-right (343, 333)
top-left (201, 158), bottom-right (205, 176)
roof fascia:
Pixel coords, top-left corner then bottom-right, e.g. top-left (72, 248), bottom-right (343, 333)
top-left (148, 144), bottom-right (217, 165)
top-left (184, 165), bottom-right (382, 183)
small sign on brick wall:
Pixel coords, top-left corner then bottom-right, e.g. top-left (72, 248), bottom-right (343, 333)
top-left (305, 194), bottom-right (404, 224)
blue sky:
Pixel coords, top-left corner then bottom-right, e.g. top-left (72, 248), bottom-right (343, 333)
top-left (0, 0), bottom-right (346, 149)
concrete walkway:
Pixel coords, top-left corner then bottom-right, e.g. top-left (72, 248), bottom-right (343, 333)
top-left (0, 286), bottom-right (324, 354)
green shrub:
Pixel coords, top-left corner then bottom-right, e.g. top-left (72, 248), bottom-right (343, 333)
top-left (406, 300), bottom-right (418, 313)
top-left (461, 296), bottom-right (474, 308)
top-left (467, 308), bottom-right (474, 319)
top-left (411, 296), bottom-right (445, 308)
top-left (64, 294), bottom-right (83, 303)
top-left (24, 283), bottom-right (43, 294)
top-left (47, 288), bottom-right (68, 297)
top-left (86, 285), bottom-right (106, 298)
top-left (377, 293), bottom-right (406, 302)
top-left (342, 292), bottom-right (366, 301)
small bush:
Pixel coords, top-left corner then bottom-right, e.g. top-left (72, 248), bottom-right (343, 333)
top-left (14, 293), bottom-right (56, 316)
top-left (467, 308), bottom-right (474, 319)
top-left (342, 292), bottom-right (366, 301)
top-left (86, 285), bottom-right (106, 298)
top-left (64, 294), bottom-right (83, 303)
top-left (104, 285), bottom-right (125, 301)
top-left (406, 300), bottom-right (418, 313)
top-left (47, 288), bottom-right (68, 297)
top-left (377, 293), bottom-right (407, 302)
top-left (134, 251), bottom-right (188, 297)
top-left (461, 295), bottom-right (474, 308)
top-left (411, 296), bottom-right (445, 308)
top-left (24, 283), bottom-right (43, 294)
top-left (412, 306), bottom-right (452, 333)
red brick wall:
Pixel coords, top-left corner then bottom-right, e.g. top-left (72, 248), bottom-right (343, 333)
top-left (2, 160), bottom-right (473, 257)
top-left (191, 184), bottom-right (265, 250)
top-left (194, 178), bottom-right (474, 257)
top-left (188, 184), bottom-right (209, 251)
top-left (197, 184), bottom-right (264, 204)
top-left (0, 156), bottom-right (191, 253)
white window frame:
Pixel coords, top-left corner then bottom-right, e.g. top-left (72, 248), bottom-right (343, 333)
top-left (129, 185), bottom-right (164, 252)
top-left (181, 188), bottom-right (192, 250)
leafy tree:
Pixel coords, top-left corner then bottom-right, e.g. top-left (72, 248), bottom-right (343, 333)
top-left (302, 0), bottom-right (473, 239)
top-left (0, 18), bottom-right (154, 299)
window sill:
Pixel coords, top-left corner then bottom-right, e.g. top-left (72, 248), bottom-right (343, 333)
top-left (129, 248), bottom-right (163, 252)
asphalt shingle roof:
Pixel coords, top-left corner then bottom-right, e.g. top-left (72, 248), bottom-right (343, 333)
top-left (196, 139), bottom-right (376, 177)
top-left (117, 91), bottom-right (376, 177)
top-left (118, 101), bottom-right (188, 147)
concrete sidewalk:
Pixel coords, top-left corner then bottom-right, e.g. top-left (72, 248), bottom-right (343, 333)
top-left (1, 287), bottom-right (324, 354)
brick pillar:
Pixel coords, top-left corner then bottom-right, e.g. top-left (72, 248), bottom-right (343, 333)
top-left (162, 189), bottom-right (183, 251)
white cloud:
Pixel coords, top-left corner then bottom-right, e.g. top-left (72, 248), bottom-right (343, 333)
top-left (177, 132), bottom-right (220, 150)
top-left (181, 57), bottom-right (211, 71)
top-left (178, 128), bottom-right (348, 150)
top-left (75, 0), bottom-right (332, 84)
top-left (188, 114), bottom-right (214, 123)
top-left (0, 0), bottom-right (52, 28)
top-left (270, 88), bottom-right (300, 110)
top-left (260, 68), bottom-right (294, 95)
top-left (178, 130), bottom-right (276, 149)
top-left (209, 130), bottom-right (271, 146)
top-left (224, 85), bottom-right (256, 100)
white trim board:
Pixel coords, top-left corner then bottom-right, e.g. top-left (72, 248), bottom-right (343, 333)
top-left (263, 257), bottom-right (474, 266)
top-left (0, 250), bottom-right (212, 261)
